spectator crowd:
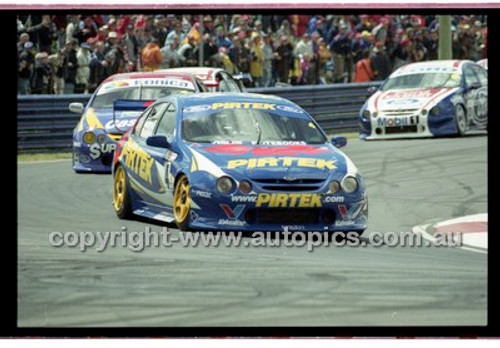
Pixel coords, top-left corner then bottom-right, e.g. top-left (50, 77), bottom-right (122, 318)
top-left (17, 14), bottom-right (487, 95)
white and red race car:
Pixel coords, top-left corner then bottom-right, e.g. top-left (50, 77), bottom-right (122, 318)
top-left (359, 60), bottom-right (487, 139)
top-left (162, 67), bottom-right (247, 92)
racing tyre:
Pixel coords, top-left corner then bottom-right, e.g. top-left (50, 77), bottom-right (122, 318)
top-left (113, 165), bottom-right (132, 219)
top-left (455, 105), bottom-right (467, 136)
top-left (173, 175), bottom-right (191, 230)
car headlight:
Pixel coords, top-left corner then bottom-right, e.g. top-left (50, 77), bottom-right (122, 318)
top-left (430, 107), bottom-right (440, 116)
top-left (83, 131), bottom-right (96, 144)
top-left (239, 180), bottom-right (252, 194)
top-left (216, 176), bottom-right (236, 194)
top-left (97, 134), bottom-right (107, 144)
top-left (371, 111), bottom-right (378, 118)
top-left (341, 175), bottom-right (358, 193)
top-left (363, 109), bottom-right (370, 118)
top-left (329, 180), bottom-right (340, 194)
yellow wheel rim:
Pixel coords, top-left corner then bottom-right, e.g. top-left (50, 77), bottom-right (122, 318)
top-left (113, 166), bottom-right (126, 212)
top-left (173, 176), bottom-right (190, 223)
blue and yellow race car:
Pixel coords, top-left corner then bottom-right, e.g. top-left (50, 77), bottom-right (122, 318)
top-left (112, 93), bottom-right (368, 233)
top-left (70, 71), bottom-right (208, 173)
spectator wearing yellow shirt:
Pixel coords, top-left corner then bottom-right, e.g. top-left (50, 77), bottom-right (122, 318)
top-left (183, 22), bottom-right (200, 46)
top-left (249, 32), bottom-right (264, 87)
top-left (217, 47), bottom-right (234, 74)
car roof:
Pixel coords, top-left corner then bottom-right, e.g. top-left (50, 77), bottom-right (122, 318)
top-left (160, 67), bottom-right (222, 82)
top-left (157, 92), bottom-right (294, 107)
top-left (403, 60), bottom-right (472, 70)
top-left (390, 59), bottom-right (475, 78)
top-left (102, 71), bottom-right (198, 84)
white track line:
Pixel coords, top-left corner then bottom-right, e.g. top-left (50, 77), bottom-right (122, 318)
top-left (412, 224), bottom-right (487, 254)
top-left (434, 213), bottom-right (488, 227)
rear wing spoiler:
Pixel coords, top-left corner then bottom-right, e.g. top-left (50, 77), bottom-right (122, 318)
top-left (112, 99), bottom-right (154, 112)
top-left (112, 99), bottom-right (154, 133)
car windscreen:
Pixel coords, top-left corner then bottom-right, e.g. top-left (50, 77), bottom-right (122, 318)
top-left (92, 87), bottom-right (194, 109)
top-left (381, 73), bottom-right (461, 91)
top-left (181, 107), bottom-right (327, 144)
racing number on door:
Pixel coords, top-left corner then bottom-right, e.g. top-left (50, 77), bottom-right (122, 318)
top-left (464, 65), bottom-right (488, 127)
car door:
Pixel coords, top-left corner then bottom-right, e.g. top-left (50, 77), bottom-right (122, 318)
top-left (139, 101), bottom-right (179, 208)
top-left (124, 102), bottom-right (171, 207)
top-left (462, 63), bottom-right (487, 129)
top-left (468, 64), bottom-right (488, 128)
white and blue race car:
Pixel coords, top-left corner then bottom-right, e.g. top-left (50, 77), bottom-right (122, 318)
top-left (69, 71), bottom-right (208, 173)
top-left (359, 60), bottom-right (487, 139)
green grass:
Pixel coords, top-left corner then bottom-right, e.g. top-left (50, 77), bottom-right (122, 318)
top-left (327, 132), bottom-right (359, 140)
top-left (18, 152), bottom-right (72, 163)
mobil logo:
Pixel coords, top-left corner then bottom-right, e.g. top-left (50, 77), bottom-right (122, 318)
top-left (377, 116), bottom-right (419, 127)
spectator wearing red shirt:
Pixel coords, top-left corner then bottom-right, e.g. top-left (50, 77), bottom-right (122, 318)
top-left (292, 14), bottom-right (310, 38)
top-left (353, 50), bottom-right (375, 83)
top-left (116, 15), bottom-right (132, 36)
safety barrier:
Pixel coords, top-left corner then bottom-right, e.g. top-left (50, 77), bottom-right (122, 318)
top-left (17, 81), bottom-right (382, 152)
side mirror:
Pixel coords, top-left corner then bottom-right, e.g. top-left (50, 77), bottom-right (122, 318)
top-left (331, 136), bottom-right (347, 149)
top-left (146, 135), bottom-right (170, 149)
top-left (69, 102), bottom-right (84, 114)
top-left (367, 86), bottom-right (378, 95)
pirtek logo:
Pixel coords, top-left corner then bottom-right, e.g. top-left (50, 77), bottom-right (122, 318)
top-left (227, 157), bottom-right (336, 170)
top-left (256, 193), bottom-right (322, 208)
top-left (119, 138), bottom-right (154, 184)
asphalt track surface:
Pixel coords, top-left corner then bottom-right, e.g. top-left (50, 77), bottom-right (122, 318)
top-left (18, 136), bottom-right (487, 327)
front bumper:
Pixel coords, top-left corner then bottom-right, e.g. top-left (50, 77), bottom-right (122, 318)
top-left (361, 111), bottom-right (433, 140)
top-left (188, 190), bottom-right (368, 232)
top-left (72, 131), bottom-right (120, 173)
